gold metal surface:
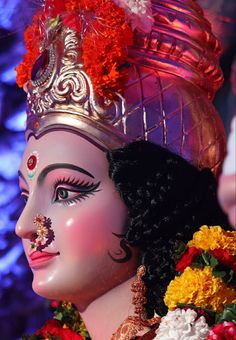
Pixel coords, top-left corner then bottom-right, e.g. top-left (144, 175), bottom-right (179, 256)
top-left (26, 0), bottom-right (226, 175)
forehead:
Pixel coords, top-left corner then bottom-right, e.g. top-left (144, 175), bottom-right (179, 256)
top-left (20, 131), bottom-right (108, 176)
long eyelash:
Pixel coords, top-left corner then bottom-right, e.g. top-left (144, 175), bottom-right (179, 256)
top-left (54, 176), bottom-right (98, 190)
top-left (53, 176), bottom-right (101, 206)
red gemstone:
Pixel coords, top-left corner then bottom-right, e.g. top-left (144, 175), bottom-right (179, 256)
top-left (27, 155), bottom-right (37, 170)
top-left (34, 122), bottom-right (39, 129)
top-left (31, 49), bottom-right (49, 81)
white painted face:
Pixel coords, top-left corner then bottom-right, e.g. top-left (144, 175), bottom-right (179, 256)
top-left (16, 131), bottom-right (138, 309)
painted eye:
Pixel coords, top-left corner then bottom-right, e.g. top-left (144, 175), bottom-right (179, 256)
top-left (21, 193), bottom-right (29, 203)
top-left (55, 187), bottom-right (81, 204)
top-left (57, 188), bottom-right (69, 200)
top-left (53, 179), bottom-right (101, 206)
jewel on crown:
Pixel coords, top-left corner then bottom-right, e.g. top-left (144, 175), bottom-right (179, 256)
top-left (16, 0), bottom-right (226, 175)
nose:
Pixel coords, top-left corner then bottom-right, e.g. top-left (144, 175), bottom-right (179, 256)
top-left (15, 201), bottom-right (38, 241)
top-left (16, 203), bottom-right (54, 251)
top-left (15, 218), bottom-right (37, 242)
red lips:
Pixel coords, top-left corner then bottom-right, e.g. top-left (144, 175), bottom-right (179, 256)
top-left (29, 250), bottom-right (59, 268)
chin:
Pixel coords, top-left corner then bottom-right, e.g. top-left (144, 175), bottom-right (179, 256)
top-left (31, 272), bottom-right (92, 306)
top-left (32, 279), bottom-right (61, 300)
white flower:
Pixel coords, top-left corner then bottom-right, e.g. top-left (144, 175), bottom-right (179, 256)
top-left (125, 0), bottom-right (150, 14)
top-left (154, 309), bottom-right (211, 340)
top-left (113, 0), bottom-right (153, 32)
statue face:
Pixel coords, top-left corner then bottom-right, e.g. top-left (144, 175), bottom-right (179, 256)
top-left (16, 131), bottom-right (137, 309)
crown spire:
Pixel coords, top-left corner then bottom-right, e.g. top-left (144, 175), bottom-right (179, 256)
top-left (16, 0), bottom-right (226, 175)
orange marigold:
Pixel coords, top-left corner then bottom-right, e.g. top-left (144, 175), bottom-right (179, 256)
top-left (164, 266), bottom-right (236, 312)
top-left (81, 0), bottom-right (133, 98)
top-left (188, 226), bottom-right (236, 256)
top-left (16, 0), bottom-right (133, 98)
top-left (65, 0), bottom-right (92, 11)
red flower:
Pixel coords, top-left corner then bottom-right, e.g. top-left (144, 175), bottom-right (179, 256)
top-left (176, 246), bottom-right (202, 272)
top-left (35, 319), bottom-right (83, 339)
top-left (81, 0), bottom-right (133, 99)
top-left (63, 14), bottom-right (82, 33)
top-left (211, 249), bottom-right (236, 273)
top-left (45, 0), bottom-right (66, 17)
top-left (207, 321), bottom-right (236, 340)
top-left (50, 300), bottom-right (60, 308)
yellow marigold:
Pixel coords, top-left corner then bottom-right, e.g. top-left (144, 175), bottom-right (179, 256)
top-left (187, 225), bottom-right (236, 256)
top-left (164, 266), bottom-right (236, 312)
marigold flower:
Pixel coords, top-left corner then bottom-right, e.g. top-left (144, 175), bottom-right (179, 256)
top-left (164, 266), bottom-right (236, 312)
top-left (16, 0), bottom-right (133, 99)
top-left (188, 226), bottom-right (236, 256)
top-left (81, 0), bottom-right (133, 99)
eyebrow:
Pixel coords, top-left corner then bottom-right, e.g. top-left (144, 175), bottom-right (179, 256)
top-left (37, 163), bottom-right (95, 185)
top-left (18, 170), bottom-right (27, 184)
top-left (18, 163), bottom-right (95, 187)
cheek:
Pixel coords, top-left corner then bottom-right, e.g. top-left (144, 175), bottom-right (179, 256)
top-left (53, 204), bottom-right (120, 260)
top-left (50, 184), bottom-right (128, 266)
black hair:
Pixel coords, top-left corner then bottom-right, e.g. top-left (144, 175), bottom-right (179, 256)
top-left (107, 140), bottom-right (229, 317)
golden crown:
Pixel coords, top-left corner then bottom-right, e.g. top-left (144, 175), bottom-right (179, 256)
top-left (17, 0), bottom-right (226, 174)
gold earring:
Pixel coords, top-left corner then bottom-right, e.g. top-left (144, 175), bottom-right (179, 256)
top-left (131, 265), bottom-right (147, 319)
top-left (111, 265), bottom-right (160, 340)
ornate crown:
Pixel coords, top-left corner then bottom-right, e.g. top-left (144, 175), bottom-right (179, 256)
top-left (17, 0), bottom-right (226, 174)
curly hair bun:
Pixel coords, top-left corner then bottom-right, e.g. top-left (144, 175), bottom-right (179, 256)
top-left (107, 141), bottom-right (228, 316)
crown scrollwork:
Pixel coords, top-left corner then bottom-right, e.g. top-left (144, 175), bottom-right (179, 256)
top-left (27, 28), bottom-right (124, 124)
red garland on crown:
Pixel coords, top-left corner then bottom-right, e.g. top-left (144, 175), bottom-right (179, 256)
top-left (16, 0), bottom-right (133, 99)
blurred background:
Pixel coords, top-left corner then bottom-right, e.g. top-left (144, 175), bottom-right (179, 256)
top-left (0, 0), bottom-right (235, 339)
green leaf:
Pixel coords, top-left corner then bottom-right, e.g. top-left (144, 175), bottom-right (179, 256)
top-left (209, 257), bottom-right (219, 268)
top-left (213, 270), bottom-right (227, 278)
top-left (213, 267), bottom-right (236, 286)
top-left (215, 304), bottom-right (236, 323)
top-left (202, 251), bottom-right (218, 268)
top-left (225, 270), bottom-right (235, 284)
top-left (173, 241), bottom-right (187, 263)
top-left (54, 312), bottom-right (63, 321)
top-left (48, 17), bottom-right (60, 29)
top-left (191, 262), bottom-right (204, 269)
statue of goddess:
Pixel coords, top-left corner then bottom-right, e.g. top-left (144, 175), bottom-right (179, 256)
top-left (15, 1), bottom-right (235, 339)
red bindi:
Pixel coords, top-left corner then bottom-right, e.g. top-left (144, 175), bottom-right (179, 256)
top-left (27, 154), bottom-right (37, 171)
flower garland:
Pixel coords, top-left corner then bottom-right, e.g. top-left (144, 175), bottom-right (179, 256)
top-left (16, 0), bottom-right (153, 99)
top-left (156, 226), bottom-right (236, 340)
top-left (188, 225), bottom-right (236, 256)
top-left (22, 225), bottom-right (236, 340)
top-left (22, 301), bottom-right (90, 340)
top-left (207, 321), bottom-right (236, 339)
top-left (81, 0), bottom-right (133, 99)
top-left (164, 266), bottom-right (236, 312)
top-left (154, 308), bottom-right (211, 339)
top-left (113, 0), bottom-right (153, 32)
